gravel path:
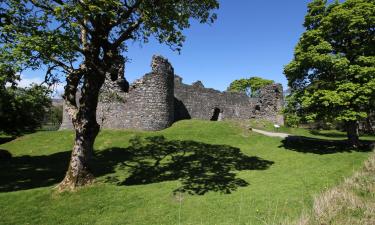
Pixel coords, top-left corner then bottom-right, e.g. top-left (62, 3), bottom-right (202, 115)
top-left (251, 128), bottom-right (291, 138)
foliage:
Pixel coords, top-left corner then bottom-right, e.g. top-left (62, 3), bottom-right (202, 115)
top-left (0, 84), bottom-right (51, 135)
top-left (48, 105), bottom-right (63, 126)
top-left (283, 93), bottom-right (303, 127)
top-left (0, 0), bottom-right (219, 79)
top-left (284, 113), bottom-right (301, 128)
top-left (0, 65), bottom-right (19, 89)
top-left (227, 77), bottom-right (274, 97)
top-left (284, 0), bottom-right (375, 144)
top-left (0, 120), bottom-right (372, 224)
top-left (284, 0), bottom-right (375, 124)
top-left (42, 104), bottom-right (63, 131)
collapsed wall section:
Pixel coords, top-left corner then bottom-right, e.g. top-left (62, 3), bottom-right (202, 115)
top-left (174, 76), bottom-right (284, 125)
top-left (253, 83), bottom-right (284, 125)
top-left (173, 76), bottom-right (257, 121)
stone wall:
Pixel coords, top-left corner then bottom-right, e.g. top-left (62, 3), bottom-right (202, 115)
top-left (174, 76), bottom-right (257, 121)
top-left (253, 83), bottom-right (284, 125)
top-left (174, 76), bottom-right (284, 124)
top-left (60, 55), bottom-right (284, 131)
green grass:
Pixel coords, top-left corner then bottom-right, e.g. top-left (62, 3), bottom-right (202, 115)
top-left (0, 133), bottom-right (14, 145)
top-left (0, 120), bottom-right (373, 225)
top-left (293, 152), bottom-right (375, 225)
top-left (248, 119), bottom-right (375, 141)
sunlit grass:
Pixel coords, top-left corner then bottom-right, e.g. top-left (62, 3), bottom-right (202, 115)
top-left (0, 120), bottom-right (373, 225)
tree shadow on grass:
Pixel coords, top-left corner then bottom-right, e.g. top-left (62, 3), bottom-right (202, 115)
top-left (309, 130), bottom-right (346, 138)
top-left (0, 136), bottom-right (273, 195)
top-left (107, 136), bottom-right (274, 195)
top-left (0, 150), bottom-right (70, 192)
top-left (0, 136), bottom-right (15, 145)
top-left (0, 149), bottom-right (131, 193)
top-left (280, 136), bottom-right (373, 154)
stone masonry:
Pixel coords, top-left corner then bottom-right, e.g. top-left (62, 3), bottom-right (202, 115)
top-left (60, 55), bottom-right (284, 131)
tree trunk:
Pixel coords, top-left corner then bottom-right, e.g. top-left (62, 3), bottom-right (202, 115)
top-left (57, 66), bottom-right (104, 192)
top-left (346, 120), bottom-right (360, 148)
top-left (57, 117), bottom-right (100, 191)
top-left (365, 117), bottom-right (374, 135)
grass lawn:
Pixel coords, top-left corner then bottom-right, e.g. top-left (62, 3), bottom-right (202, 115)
top-left (248, 119), bottom-right (375, 141)
top-left (0, 120), bottom-right (373, 225)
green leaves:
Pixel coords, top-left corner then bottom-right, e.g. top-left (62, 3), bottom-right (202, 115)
top-left (0, 84), bottom-right (51, 135)
top-left (284, 0), bottom-right (375, 125)
top-left (227, 77), bottom-right (274, 97)
top-left (1, 0), bottom-right (219, 75)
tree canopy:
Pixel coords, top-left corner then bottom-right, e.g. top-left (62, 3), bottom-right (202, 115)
top-left (227, 77), bottom-right (274, 97)
top-left (284, 0), bottom-right (375, 146)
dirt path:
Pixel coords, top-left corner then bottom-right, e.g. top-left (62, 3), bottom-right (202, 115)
top-left (251, 128), bottom-right (290, 138)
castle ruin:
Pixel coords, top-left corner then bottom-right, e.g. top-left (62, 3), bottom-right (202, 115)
top-left (60, 55), bottom-right (284, 131)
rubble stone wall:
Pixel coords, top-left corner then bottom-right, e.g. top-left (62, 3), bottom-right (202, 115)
top-left (173, 76), bottom-right (283, 124)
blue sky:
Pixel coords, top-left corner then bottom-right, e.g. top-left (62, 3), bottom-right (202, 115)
top-left (22, 0), bottom-right (312, 95)
top-left (124, 0), bottom-right (311, 91)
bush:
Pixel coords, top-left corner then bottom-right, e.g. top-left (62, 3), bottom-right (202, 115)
top-left (0, 84), bottom-right (51, 135)
top-left (284, 113), bottom-right (301, 128)
top-left (41, 104), bottom-right (63, 131)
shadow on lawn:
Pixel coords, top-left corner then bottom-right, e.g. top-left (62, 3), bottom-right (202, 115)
top-left (280, 136), bottom-right (373, 154)
top-left (0, 150), bottom-right (70, 192)
top-left (0, 136), bottom-right (15, 145)
top-left (309, 130), bottom-right (346, 138)
top-left (114, 136), bottom-right (274, 195)
top-left (0, 136), bottom-right (273, 194)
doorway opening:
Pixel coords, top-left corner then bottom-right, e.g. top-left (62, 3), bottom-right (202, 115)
top-left (210, 108), bottom-right (222, 121)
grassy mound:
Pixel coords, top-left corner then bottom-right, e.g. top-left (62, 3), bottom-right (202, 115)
top-left (0, 120), bottom-right (372, 225)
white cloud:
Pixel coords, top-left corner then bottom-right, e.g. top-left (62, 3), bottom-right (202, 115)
top-left (17, 75), bottom-right (44, 87)
top-left (17, 74), bottom-right (65, 99)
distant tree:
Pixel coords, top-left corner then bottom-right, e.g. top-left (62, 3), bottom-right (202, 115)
top-left (247, 77), bottom-right (275, 97)
top-left (227, 77), bottom-right (274, 97)
top-left (0, 84), bottom-right (51, 135)
top-left (227, 79), bottom-right (251, 96)
top-left (43, 104), bottom-right (63, 130)
top-left (0, 0), bottom-right (219, 191)
top-left (283, 94), bottom-right (301, 128)
top-left (284, 0), bottom-right (375, 147)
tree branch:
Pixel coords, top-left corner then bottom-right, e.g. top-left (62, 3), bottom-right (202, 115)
top-left (29, 1), bottom-right (55, 12)
top-left (49, 57), bottom-right (74, 73)
top-left (63, 66), bottom-right (84, 121)
top-left (111, 0), bottom-right (142, 28)
top-left (111, 19), bottom-right (142, 48)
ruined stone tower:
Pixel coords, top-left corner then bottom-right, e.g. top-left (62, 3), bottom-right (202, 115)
top-left (122, 55), bottom-right (175, 130)
top-left (60, 55), bottom-right (175, 131)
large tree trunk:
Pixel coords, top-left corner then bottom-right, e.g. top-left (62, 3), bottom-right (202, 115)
top-left (57, 65), bottom-right (105, 192)
top-left (346, 120), bottom-right (360, 148)
top-left (57, 113), bottom-right (100, 191)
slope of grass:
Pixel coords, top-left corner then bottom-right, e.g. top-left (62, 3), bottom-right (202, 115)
top-left (0, 120), bottom-right (373, 225)
top-left (292, 151), bottom-right (375, 225)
